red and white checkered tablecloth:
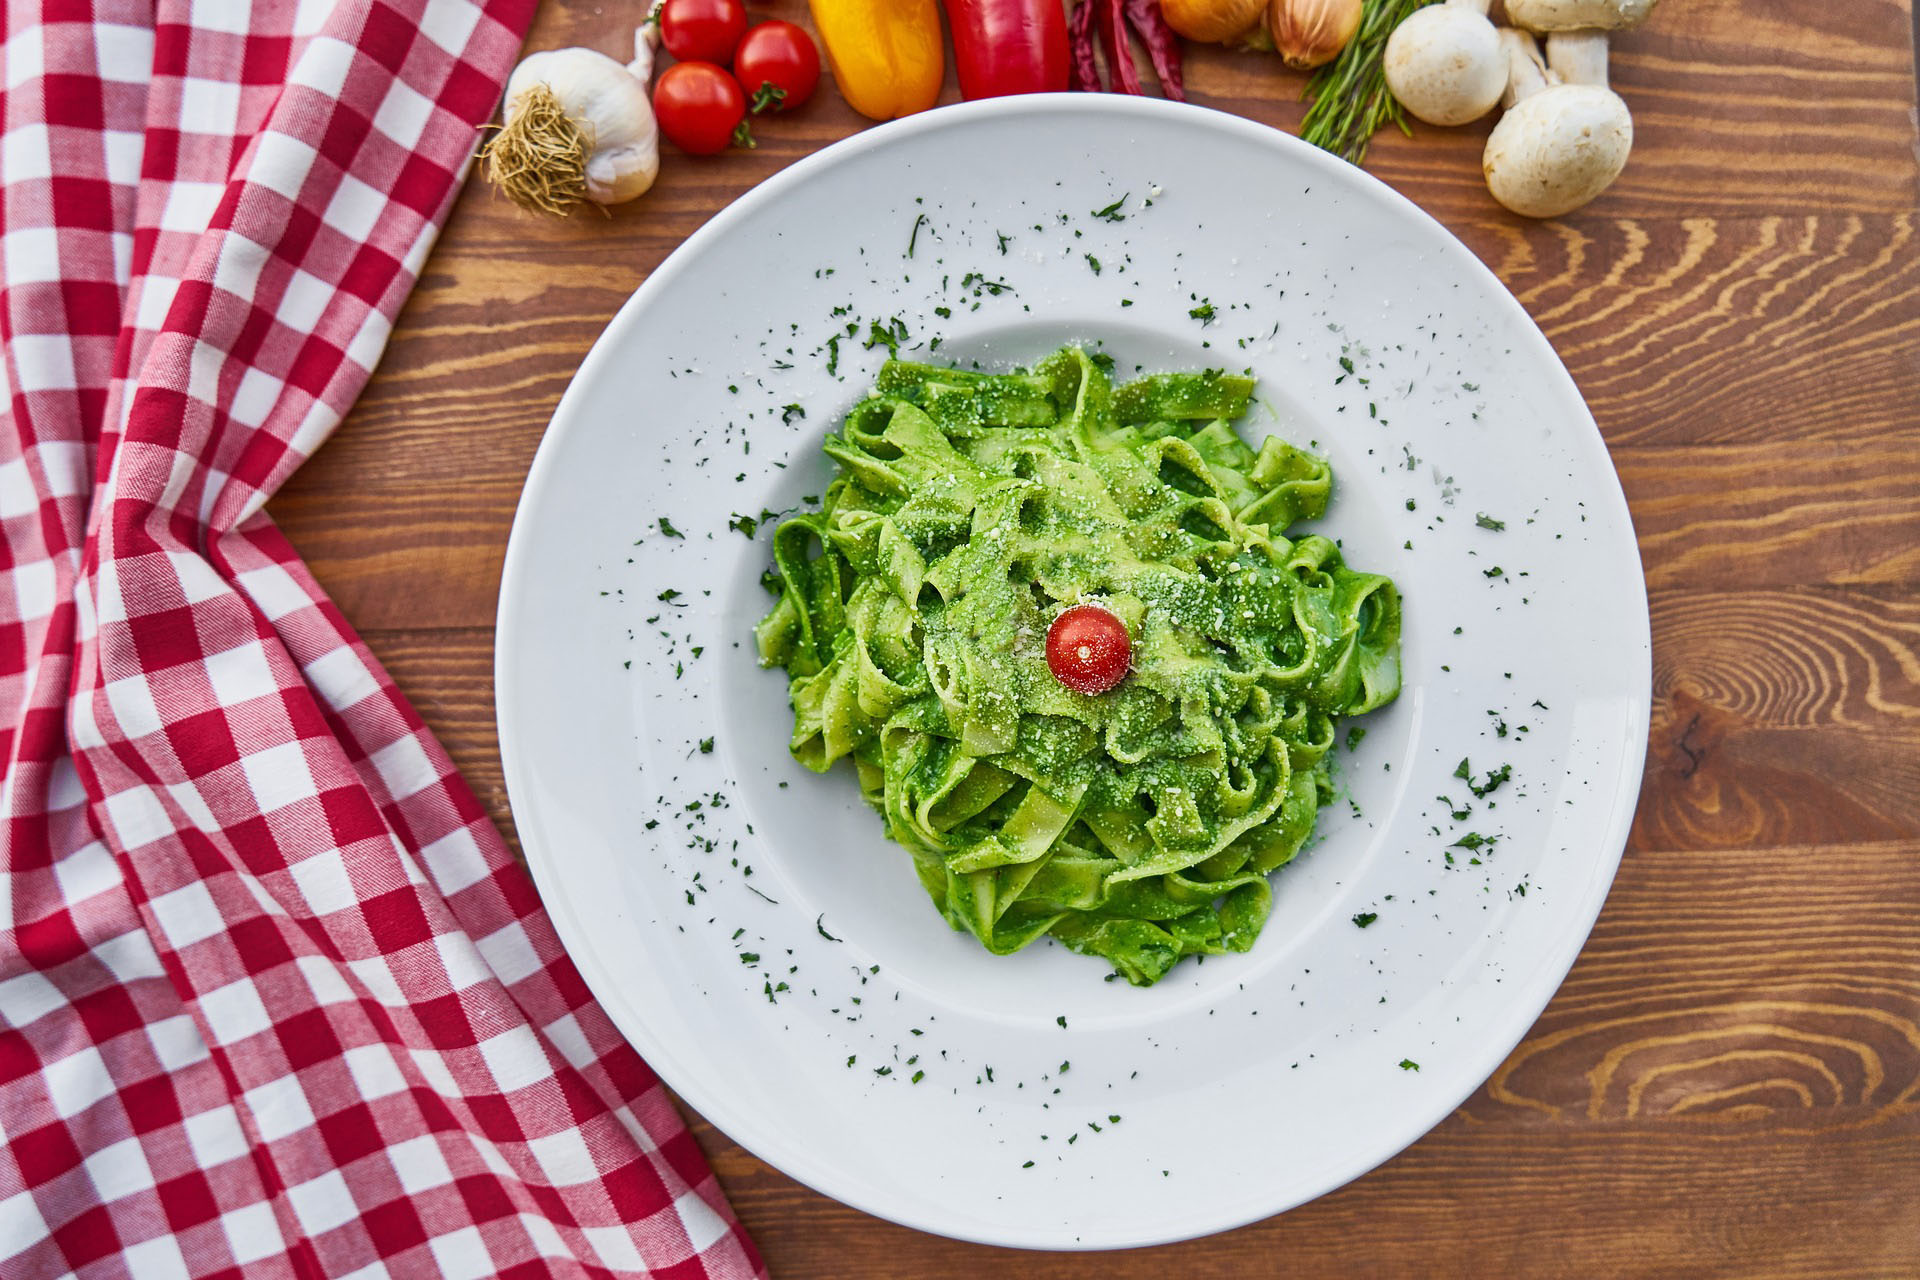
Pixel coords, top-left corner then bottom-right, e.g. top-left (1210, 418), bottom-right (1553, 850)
top-left (0, 0), bottom-right (764, 1275)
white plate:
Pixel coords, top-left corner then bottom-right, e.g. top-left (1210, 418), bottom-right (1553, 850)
top-left (496, 96), bottom-right (1650, 1250)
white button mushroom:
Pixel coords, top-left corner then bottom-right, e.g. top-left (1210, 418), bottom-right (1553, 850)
top-left (1482, 30), bottom-right (1633, 218)
top-left (1502, 0), bottom-right (1658, 33)
top-left (1383, 0), bottom-right (1507, 127)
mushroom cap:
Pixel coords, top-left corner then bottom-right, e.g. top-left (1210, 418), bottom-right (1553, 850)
top-left (1384, 5), bottom-right (1508, 127)
top-left (1503, 0), bottom-right (1658, 33)
top-left (1483, 84), bottom-right (1633, 218)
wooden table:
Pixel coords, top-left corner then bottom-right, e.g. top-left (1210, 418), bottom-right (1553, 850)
top-left (274, 1), bottom-right (1920, 1273)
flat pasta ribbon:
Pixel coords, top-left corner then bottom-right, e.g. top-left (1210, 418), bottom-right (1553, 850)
top-left (757, 347), bottom-right (1401, 986)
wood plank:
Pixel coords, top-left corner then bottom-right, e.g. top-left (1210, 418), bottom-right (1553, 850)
top-left (1622, 441), bottom-right (1920, 591)
top-left (282, 210), bottom-right (1920, 514)
top-left (1637, 587), bottom-right (1920, 850)
top-left (1496, 839), bottom-right (1920, 1114)
top-left (362, 585), bottom-right (1920, 876)
top-left (1463, 213), bottom-right (1920, 448)
top-left (690, 1118), bottom-right (1920, 1279)
top-left (273, 437), bottom-right (1920, 635)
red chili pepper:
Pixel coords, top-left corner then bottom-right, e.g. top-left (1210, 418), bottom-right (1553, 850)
top-left (1096, 0), bottom-right (1143, 95)
top-left (1122, 0), bottom-right (1185, 102)
top-left (942, 0), bottom-right (1069, 99)
top-left (1068, 0), bottom-right (1101, 91)
top-left (1069, 0), bottom-right (1183, 99)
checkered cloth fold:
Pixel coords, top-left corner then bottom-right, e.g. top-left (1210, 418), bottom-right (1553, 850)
top-left (0, 1), bottom-right (763, 1275)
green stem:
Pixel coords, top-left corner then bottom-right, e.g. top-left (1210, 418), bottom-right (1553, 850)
top-left (1300, 0), bottom-right (1436, 165)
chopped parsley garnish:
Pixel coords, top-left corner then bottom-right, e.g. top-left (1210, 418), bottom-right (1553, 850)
top-left (906, 212), bottom-right (926, 258)
top-left (1092, 195), bottom-right (1128, 221)
top-left (658, 517), bottom-right (684, 539)
top-left (815, 914), bottom-right (841, 941)
top-left (698, 737), bottom-right (714, 754)
top-left (865, 317), bottom-right (908, 357)
top-left (1468, 763), bottom-right (1511, 798)
top-left (1455, 759), bottom-right (1512, 798)
top-left (1188, 301), bottom-right (1216, 325)
top-left (782, 403), bottom-right (806, 424)
top-left (1399, 1059), bottom-right (1420, 1071)
top-left (1475, 513), bottom-right (1506, 531)
top-left (1352, 912), bottom-right (1378, 928)
top-left (959, 271), bottom-right (1012, 297)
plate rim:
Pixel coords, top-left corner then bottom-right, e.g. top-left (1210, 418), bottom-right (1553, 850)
top-left (495, 92), bottom-right (1653, 1251)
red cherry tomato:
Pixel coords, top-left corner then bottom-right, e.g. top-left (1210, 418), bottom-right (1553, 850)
top-left (653, 61), bottom-right (748, 156)
top-left (1046, 604), bottom-right (1132, 695)
top-left (733, 21), bottom-right (821, 113)
top-left (659, 0), bottom-right (747, 65)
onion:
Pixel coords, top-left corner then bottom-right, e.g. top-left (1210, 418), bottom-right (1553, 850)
top-left (1268, 0), bottom-right (1363, 68)
top-left (1161, 0), bottom-right (1265, 43)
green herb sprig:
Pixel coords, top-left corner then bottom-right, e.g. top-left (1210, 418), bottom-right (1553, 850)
top-left (1300, 0), bottom-right (1437, 165)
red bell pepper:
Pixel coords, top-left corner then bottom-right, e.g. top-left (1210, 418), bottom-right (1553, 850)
top-left (942, 0), bottom-right (1070, 100)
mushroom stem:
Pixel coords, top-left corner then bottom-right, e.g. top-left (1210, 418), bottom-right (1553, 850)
top-left (1545, 29), bottom-right (1609, 86)
top-left (1483, 25), bottom-right (1633, 217)
top-left (1498, 28), bottom-right (1550, 110)
top-left (1504, 0), bottom-right (1657, 33)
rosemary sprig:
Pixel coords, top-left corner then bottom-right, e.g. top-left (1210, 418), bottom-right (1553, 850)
top-left (1300, 0), bottom-right (1437, 165)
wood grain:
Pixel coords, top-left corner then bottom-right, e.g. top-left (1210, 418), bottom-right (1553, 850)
top-left (272, 0), bottom-right (1920, 1273)
top-left (281, 212), bottom-right (1920, 507)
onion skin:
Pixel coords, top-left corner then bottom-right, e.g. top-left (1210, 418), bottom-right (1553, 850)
top-left (1161, 0), bottom-right (1264, 43)
top-left (1268, 0), bottom-right (1362, 69)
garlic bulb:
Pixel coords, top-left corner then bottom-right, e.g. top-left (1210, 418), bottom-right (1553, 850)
top-left (1268, 0), bottom-right (1363, 69)
top-left (1162, 0), bottom-right (1266, 43)
top-left (485, 25), bottom-right (660, 215)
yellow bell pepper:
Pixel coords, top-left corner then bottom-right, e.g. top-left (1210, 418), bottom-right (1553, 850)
top-left (808, 0), bottom-right (945, 121)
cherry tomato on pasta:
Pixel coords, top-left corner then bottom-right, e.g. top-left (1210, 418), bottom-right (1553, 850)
top-left (1046, 603), bottom-right (1132, 695)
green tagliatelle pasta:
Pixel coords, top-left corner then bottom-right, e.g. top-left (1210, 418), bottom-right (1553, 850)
top-left (756, 346), bottom-right (1401, 986)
